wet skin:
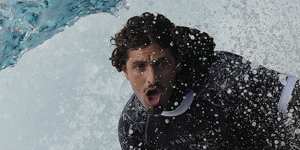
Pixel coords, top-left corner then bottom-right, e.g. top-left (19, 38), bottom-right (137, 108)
top-left (123, 43), bottom-right (177, 111)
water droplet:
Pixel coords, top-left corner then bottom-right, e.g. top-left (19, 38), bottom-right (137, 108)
top-left (189, 34), bottom-right (195, 40)
top-left (174, 101), bottom-right (179, 106)
top-left (128, 129), bottom-right (133, 135)
top-left (165, 119), bottom-right (170, 124)
top-left (267, 92), bottom-right (273, 97)
top-left (227, 88), bottom-right (232, 94)
top-left (295, 129), bottom-right (300, 134)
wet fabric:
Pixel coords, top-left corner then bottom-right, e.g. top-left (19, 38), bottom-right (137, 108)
top-left (118, 51), bottom-right (300, 150)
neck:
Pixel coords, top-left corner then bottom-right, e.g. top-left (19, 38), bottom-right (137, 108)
top-left (161, 80), bottom-right (188, 112)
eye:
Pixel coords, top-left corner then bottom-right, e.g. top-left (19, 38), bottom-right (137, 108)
top-left (134, 63), bottom-right (146, 71)
top-left (158, 61), bottom-right (165, 67)
top-left (158, 59), bottom-right (170, 68)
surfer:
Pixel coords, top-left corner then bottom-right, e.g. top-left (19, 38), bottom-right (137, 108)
top-left (110, 12), bottom-right (300, 149)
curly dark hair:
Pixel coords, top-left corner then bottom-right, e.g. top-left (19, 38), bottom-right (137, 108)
top-left (110, 12), bottom-right (175, 72)
top-left (110, 12), bottom-right (216, 87)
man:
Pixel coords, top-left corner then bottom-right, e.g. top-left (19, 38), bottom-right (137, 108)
top-left (110, 12), bottom-right (300, 149)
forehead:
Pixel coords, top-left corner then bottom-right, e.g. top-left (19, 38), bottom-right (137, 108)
top-left (127, 43), bottom-right (172, 62)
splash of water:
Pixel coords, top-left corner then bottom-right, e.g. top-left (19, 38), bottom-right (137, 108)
top-left (0, 0), bottom-right (124, 70)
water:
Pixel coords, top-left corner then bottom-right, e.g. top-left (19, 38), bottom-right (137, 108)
top-left (0, 0), bottom-right (124, 70)
top-left (0, 0), bottom-right (299, 149)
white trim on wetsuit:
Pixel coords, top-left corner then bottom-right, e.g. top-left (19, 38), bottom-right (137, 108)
top-left (161, 89), bottom-right (194, 117)
top-left (278, 75), bottom-right (298, 114)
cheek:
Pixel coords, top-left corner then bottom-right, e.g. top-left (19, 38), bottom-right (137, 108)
top-left (128, 76), bottom-right (145, 91)
top-left (162, 70), bottom-right (177, 84)
top-left (167, 64), bottom-right (177, 77)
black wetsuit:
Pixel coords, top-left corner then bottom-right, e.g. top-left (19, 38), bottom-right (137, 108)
top-left (118, 51), bottom-right (300, 150)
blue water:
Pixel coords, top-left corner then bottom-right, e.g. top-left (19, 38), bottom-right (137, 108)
top-left (0, 0), bottom-right (123, 70)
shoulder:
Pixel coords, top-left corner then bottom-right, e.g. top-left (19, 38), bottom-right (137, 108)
top-left (119, 94), bottom-right (145, 127)
top-left (211, 51), bottom-right (251, 76)
top-left (209, 51), bottom-right (282, 91)
top-left (203, 50), bottom-right (285, 110)
top-left (118, 94), bottom-right (147, 149)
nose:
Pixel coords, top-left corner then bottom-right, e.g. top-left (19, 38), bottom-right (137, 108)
top-left (146, 65), bottom-right (159, 85)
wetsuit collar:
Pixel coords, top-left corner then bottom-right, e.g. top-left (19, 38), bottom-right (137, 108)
top-left (161, 89), bottom-right (194, 117)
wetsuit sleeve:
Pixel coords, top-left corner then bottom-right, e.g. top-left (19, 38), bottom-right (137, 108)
top-left (210, 51), bottom-right (300, 148)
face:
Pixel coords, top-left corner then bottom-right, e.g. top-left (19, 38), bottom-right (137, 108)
top-left (123, 43), bottom-right (177, 111)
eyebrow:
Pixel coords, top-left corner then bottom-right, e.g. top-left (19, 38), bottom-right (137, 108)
top-left (154, 57), bottom-right (168, 62)
top-left (132, 60), bottom-right (147, 66)
top-left (131, 56), bottom-right (169, 65)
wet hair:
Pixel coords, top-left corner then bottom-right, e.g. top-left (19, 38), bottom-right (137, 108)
top-left (110, 12), bottom-right (175, 72)
top-left (171, 26), bottom-right (216, 87)
top-left (110, 12), bottom-right (216, 87)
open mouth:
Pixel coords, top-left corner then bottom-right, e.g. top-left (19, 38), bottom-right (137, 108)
top-left (146, 88), bottom-right (162, 107)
